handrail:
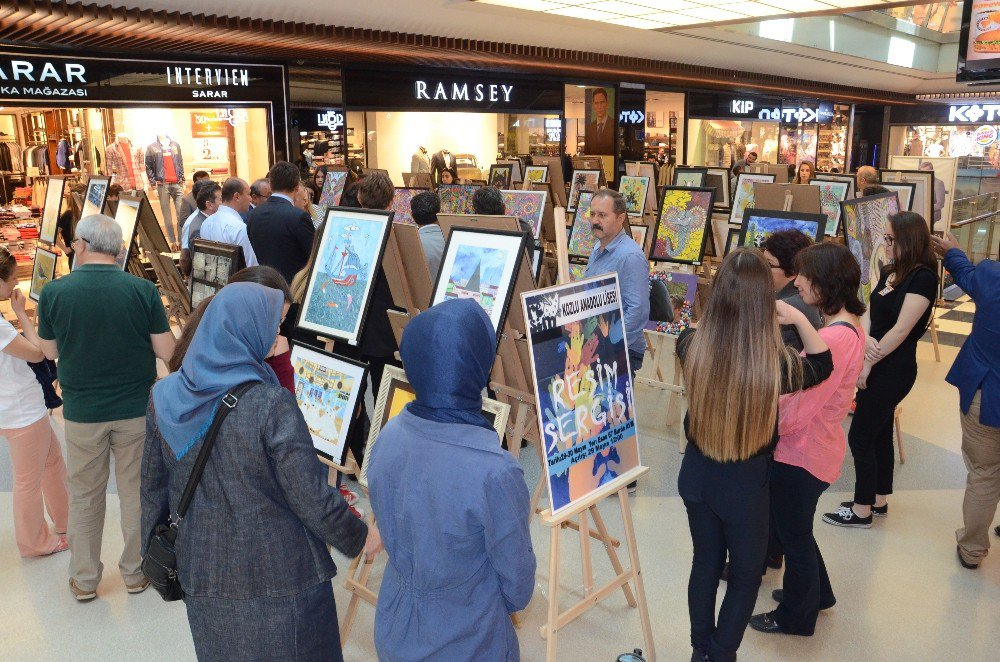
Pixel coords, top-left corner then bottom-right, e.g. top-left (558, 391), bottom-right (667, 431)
top-left (951, 210), bottom-right (1000, 228)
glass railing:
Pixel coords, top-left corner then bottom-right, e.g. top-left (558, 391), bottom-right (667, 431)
top-left (882, 2), bottom-right (962, 34)
top-left (951, 192), bottom-right (999, 264)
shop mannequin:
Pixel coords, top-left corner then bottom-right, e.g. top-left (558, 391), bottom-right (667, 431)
top-left (104, 133), bottom-right (145, 193)
top-left (145, 134), bottom-right (186, 248)
top-left (411, 146), bottom-right (431, 174)
top-left (431, 149), bottom-right (456, 185)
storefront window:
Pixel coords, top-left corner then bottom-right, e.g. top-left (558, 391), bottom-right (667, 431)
top-left (644, 92), bottom-right (684, 166)
top-left (686, 119), bottom-right (780, 168)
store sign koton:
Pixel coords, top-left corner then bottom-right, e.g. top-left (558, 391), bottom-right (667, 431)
top-left (948, 104), bottom-right (1000, 123)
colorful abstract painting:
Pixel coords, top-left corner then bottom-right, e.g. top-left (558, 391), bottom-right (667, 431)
top-left (438, 184), bottom-right (480, 215)
top-left (619, 175), bottom-right (650, 217)
top-left (501, 189), bottom-right (548, 238)
top-left (841, 192), bottom-right (901, 304)
top-left (646, 270), bottom-right (699, 335)
top-left (651, 187), bottom-right (713, 264)
top-left (524, 165), bottom-right (548, 188)
top-left (522, 274), bottom-right (640, 513)
top-left (318, 170), bottom-right (348, 207)
top-left (568, 261), bottom-right (588, 282)
top-left (290, 344), bottom-right (366, 464)
top-left (811, 180), bottom-right (850, 236)
top-left (298, 209), bottom-right (391, 345)
top-left (388, 188), bottom-right (425, 225)
top-left (739, 211), bottom-right (825, 249)
top-left (568, 169), bottom-right (601, 211)
top-left (567, 191), bottom-right (596, 259)
top-left (729, 173), bottom-right (775, 225)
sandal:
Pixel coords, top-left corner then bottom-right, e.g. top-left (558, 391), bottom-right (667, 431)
top-left (45, 537), bottom-right (69, 556)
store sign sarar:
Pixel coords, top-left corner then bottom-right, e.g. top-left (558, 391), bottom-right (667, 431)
top-left (0, 57), bottom-right (88, 97)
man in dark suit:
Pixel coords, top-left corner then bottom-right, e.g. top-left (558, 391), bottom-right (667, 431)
top-left (584, 88), bottom-right (614, 155)
top-left (247, 161), bottom-right (315, 285)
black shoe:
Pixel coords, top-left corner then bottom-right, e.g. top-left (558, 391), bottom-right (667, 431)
top-left (766, 554), bottom-right (783, 570)
top-left (957, 545), bottom-right (979, 570)
top-left (840, 500), bottom-right (888, 517)
top-left (690, 648), bottom-right (708, 662)
top-left (749, 611), bottom-right (812, 636)
top-left (822, 506), bottom-right (872, 528)
top-left (994, 525), bottom-right (1000, 537)
top-left (771, 589), bottom-right (836, 610)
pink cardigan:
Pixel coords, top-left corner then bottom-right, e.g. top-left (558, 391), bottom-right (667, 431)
top-left (775, 324), bottom-right (866, 484)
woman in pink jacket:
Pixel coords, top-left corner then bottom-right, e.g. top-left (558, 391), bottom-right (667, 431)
top-left (750, 243), bottom-right (866, 637)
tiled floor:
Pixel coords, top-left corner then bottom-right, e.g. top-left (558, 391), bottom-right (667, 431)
top-left (1, 332), bottom-right (998, 660)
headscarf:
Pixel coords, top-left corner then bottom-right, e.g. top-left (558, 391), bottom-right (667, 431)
top-left (152, 283), bottom-right (282, 459)
top-left (400, 298), bottom-right (496, 430)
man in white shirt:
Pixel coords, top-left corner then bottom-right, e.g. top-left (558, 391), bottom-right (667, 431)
top-left (199, 177), bottom-right (259, 267)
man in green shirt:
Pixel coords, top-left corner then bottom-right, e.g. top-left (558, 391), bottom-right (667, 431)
top-left (38, 213), bottom-right (175, 602)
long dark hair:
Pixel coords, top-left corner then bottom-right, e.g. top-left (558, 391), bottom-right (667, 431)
top-left (887, 211), bottom-right (935, 286)
top-left (795, 243), bottom-right (866, 317)
top-left (0, 245), bottom-right (15, 282)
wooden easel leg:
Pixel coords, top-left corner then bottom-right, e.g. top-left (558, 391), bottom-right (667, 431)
top-left (930, 319), bottom-right (941, 363)
top-left (340, 555), bottom-right (371, 644)
top-left (578, 510), bottom-right (594, 595)
top-left (507, 403), bottom-right (530, 461)
top-left (617, 489), bottom-right (656, 661)
top-left (545, 523), bottom-right (561, 662)
top-left (589, 504), bottom-right (636, 607)
top-left (531, 472), bottom-right (546, 518)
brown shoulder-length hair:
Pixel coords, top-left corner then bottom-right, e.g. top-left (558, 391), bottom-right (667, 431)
top-left (682, 248), bottom-right (802, 462)
top-left (887, 211), bottom-right (935, 286)
top-left (795, 243), bottom-right (866, 317)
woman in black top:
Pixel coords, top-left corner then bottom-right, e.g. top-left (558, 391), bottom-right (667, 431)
top-left (824, 211), bottom-right (937, 528)
top-left (677, 249), bottom-right (832, 662)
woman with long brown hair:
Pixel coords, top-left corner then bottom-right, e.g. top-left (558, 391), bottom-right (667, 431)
top-left (677, 248), bottom-right (832, 662)
top-left (794, 161), bottom-right (815, 185)
top-left (824, 211), bottom-right (937, 528)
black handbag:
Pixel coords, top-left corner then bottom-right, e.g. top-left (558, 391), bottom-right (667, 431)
top-left (142, 381), bottom-right (258, 601)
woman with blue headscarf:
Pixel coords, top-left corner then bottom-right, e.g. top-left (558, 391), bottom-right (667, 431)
top-left (141, 282), bottom-right (380, 661)
top-left (367, 298), bottom-right (536, 661)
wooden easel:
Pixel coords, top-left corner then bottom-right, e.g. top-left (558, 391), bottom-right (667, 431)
top-left (636, 330), bottom-right (687, 452)
top-left (381, 222), bottom-right (431, 316)
top-left (539, 466), bottom-right (655, 662)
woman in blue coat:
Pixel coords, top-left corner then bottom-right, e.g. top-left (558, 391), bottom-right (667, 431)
top-left (367, 298), bottom-right (536, 661)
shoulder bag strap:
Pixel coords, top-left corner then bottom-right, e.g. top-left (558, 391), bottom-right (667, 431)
top-left (171, 381), bottom-right (259, 527)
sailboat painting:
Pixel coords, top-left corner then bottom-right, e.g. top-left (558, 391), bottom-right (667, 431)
top-left (431, 227), bottom-right (527, 336)
top-left (297, 208), bottom-right (392, 345)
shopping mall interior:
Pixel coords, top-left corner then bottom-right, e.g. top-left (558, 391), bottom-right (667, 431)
top-left (0, 1), bottom-right (997, 661)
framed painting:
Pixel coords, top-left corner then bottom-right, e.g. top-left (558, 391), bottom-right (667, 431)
top-left (81, 176), bottom-right (111, 219)
top-left (705, 167), bottom-right (731, 209)
top-left (111, 194), bottom-right (142, 271)
top-left (646, 270), bottom-right (699, 335)
top-left (880, 181), bottom-right (916, 212)
top-left (887, 156), bottom-right (956, 230)
top-left (810, 179), bottom-right (851, 236)
top-left (567, 190), bottom-right (596, 259)
top-left (297, 207), bottom-right (393, 345)
top-left (318, 170), bottom-right (349, 207)
top-left (290, 342), bottom-right (368, 465)
top-left (488, 164), bottom-right (513, 189)
top-left (39, 175), bottom-right (68, 245)
top-left (359, 365), bottom-right (510, 488)
top-left (738, 208), bottom-right (827, 249)
top-left (568, 260), bottom-right (588, 282)
top-left (438, 184), bottom-right (481, 215)
top-left (567, 169), bottom-right (602, 212)
top-left (650, 186), bottom-right (715, 265)
top-left (813, 173), bottom-right (855, 200)
top-left (388, 187), bottom-right (428, 226)
top-left (840, 192), bottom-right (901, 304)
top-left (497, 158), bottom-right (523, 183)
top-left (132, 192), bottom-right (170, 255)
top-left (729, 173), bottom-right (776, 225)
top-left (521, 273), bottom-right (640, 514)
top-left (619, 175), bottom-right (651, 217)
top-left (28, 246), bottom-right (58, 302)
top-left (501, 189), bottom-right (548, 239)
top-left (430, 227), bottom-right (528, 341)
top-left (631, 223), bottom-right (648, 252)
top-left (724, 227), bottom-right (741, 255)
top-left (523, 165), bottom-right (549, 190)
top-left (672, 167), bottom-right (708, 188)
top-left (190, 238), bottom-right (244, 307)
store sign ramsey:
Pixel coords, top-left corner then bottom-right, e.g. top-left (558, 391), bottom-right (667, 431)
top-left (948, 104), bottom-right (1000, 123)
top-left (0, 58), bottom-right (87, 97)
top-left (414, 80), bottom-right (514, 103)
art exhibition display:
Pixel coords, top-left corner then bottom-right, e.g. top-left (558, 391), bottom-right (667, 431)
top-left (290, 343), bottom-right (368, 465)
top-left (430, 226), bottom-right (527, 340)
top-left (728, 172), bottom-right (776, 225)
top-left (879, 169), bottom-right (933, 228)
top-left (888, 156), bottom-right (957, 230)
top-left (705, 167), bottom-right (731, 209)
top-left (618, 175), bottom-right (651, 217)
top-left (189, 239), bottom-right (245, 308)
top-left (497, 158), bottom-right (523, 183)
top-left (318, 170), bottom-right (349, 208)
top-left (488, 164), bottom-right (513, 189)
top-left (672, 167), bottom-right (708, 188)
top-left (650, 186), bottom-right (715, 265)
top-left (810, 179), bottom-right (851, 236)
top-left (723, 227), bottom-right (741, 256)
top-left (880, 181), bottom-right (916, 212)
top-left (567, 191), bottom-right (596, 259)
top-left (28, 246), bottom-right (58, 302)
top-left (110, 194), bottom-right (142, 270)
top-left (738, 208), bottom-right (827, 248)
top-left (841, 191), bottom-right (901, 304)
top-left (39, 175), bottom-right (68, 245)
top-left (388, 187), bottom-right (427, 226)
top-left (501, 189), bottom-right (548, 239)
top-left (521, 274), bottom-right (640, 514)
top-left (523, 165), bottom-right (549, 190)
top-left (297, 207), bottom-right (393, 345)
top-left (81, 176), bottom-right (111, 219)
top-left (437, 184), bottom-right (481, 215)
top-left (567, 169), bottom-right (601, 212)
top-left (646, 270), bottom-right (699, 335)
top-left (131, 192), bottom-right (171, 255)
top-left (813, 173), bottom-right (855, 199)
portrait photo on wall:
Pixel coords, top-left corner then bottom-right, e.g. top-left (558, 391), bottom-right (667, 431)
top-left (584, 86), bottom-right (616, 156)
top-left (738, 208), bottom-right (827, 249)
top-left (651, 186), bottom-right (715, 265)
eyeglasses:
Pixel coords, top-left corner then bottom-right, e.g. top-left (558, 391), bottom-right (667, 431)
top-left (72, 237), bottom-right (90, 248)
top-left (883, 234), bottom-right (895, 246)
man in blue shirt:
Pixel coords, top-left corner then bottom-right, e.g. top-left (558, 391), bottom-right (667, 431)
top-left (933, 232), bottom-right (1000, 569)
top-left (584, 188), bottom-right (650, 373)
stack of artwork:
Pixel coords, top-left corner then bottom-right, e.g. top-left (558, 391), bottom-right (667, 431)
top-left (521, 274), bottom-right (640, 513)
top-left (840, 191), bottom-right (901, 304)
top-left (568, 169), bottom-right (601, 212)
top-left (650, 187), bottom-right (715, 265)
top-left (618, 176), bottom-right (651, 217)
top-left (438, 184), bottom-right (481, 215)
top-left (501, 189), bottom-right (548, 239)
top-left (729, 173), bottom-right (776, 225)
top-left (646, 270), bottom-right (698, 335)
top-left (319, 170), bottom-right (349, 207)
top-left (738, 209), bottom-right (826, 248)
top-left (388, 188), bottom-right (426, 226)
top-left (810, 179), bottom-right (851, 236)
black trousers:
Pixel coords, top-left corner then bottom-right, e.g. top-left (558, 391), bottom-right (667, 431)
top-left (679, 444), bottom-right (771, 662)
top-left (848, 358), bottom-right (916, 505)
top-left (771, 461), bottom-right (833, 634)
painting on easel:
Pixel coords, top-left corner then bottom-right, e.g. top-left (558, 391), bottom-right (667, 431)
top-left (522, 274), bottom-right (640, 514)
top-left (319, 170), bottom-right (349, 207)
